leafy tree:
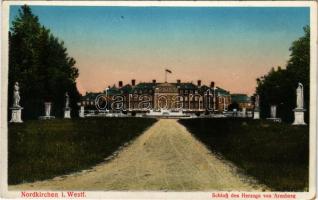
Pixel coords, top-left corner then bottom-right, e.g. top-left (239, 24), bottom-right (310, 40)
top-left (256, 26), bottom-right (309, 123)
top-left (287, 26), bottom-right (310, 120)
top-left (9, 5), bottom-right (80, 119)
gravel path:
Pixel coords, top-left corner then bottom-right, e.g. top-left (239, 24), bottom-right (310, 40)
top-left (10, 119), bottom-right (267, 191)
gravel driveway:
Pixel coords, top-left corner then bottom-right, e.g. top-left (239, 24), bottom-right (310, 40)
top-left (10, 119), bottom-right (267, 191)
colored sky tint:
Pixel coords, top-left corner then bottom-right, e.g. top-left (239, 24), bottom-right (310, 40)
top-left (9, 6), bottom-right (309, 95)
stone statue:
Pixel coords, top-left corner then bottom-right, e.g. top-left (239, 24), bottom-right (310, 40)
top-left (296, 83), bottom-right (304, 109)
top-left (45, 102), bottom-right (52, 117)
top-left (293, 82), bottom-right (306, 125)
top-left (253, 95), bottom-right (260, 119)
top-left (10, 81), bottom-right (23, 123)
top-left (65, 92), bottom-right (70, 108)
top-left (79, 106), bottom-right (85, 118)
top-left (270, 105), bottom-right (277, 118)
top-left (255, 95), bottom-right (259, 109)
top-left (64, 92), bottom-right (71, 119)
top-left (13, 82), bottom-right (21, 107)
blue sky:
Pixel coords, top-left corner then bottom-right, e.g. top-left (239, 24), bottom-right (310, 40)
top-left (9, 6), bottom-right (310, 94)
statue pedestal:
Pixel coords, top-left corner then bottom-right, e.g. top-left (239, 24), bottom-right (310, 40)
top-left (266, 117), bottom-right (282, 123)
top-left (292, 108), bottom-right (306, 125)
top-left (39, 102), bottom-right (55, 120)
top-left (253, 110), bottom-right (260, 119)
top-left (64, 108), bottom-right (71, 119)
top-left (267, 105), bottom-right (281, 122)
top-left (39, 115), bottom-right (55, 120)
top-left (10, 106), bottom-right (23, 123)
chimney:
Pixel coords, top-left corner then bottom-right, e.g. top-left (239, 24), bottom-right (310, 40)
top-left (210, 81), bottom-right (215, 88)
top-left (118, 81), bottom-right (123, 88)
top-left (197, 80), bottom-right (201, 87)
top-left (177, 79), bottom-right (181, 84)
top-left (131, 79), bottom-right (136, 86)
top-left (152, 79), bottom-right (156, 84)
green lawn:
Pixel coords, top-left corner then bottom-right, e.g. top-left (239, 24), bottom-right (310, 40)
top-left (179, 118), bottom-right (309, 191)
top-left (8, 117), bottom-right (157, 185)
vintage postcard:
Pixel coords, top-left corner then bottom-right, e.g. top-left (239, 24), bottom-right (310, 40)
top-left (0, 1), bottom-right (317, 199)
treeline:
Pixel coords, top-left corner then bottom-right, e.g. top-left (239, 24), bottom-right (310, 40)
top-left (9, 5), bottom-right (81, 119)
top-left (256, 26), bottom-right (309, 123)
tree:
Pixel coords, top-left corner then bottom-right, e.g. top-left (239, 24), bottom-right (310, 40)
top-left (9, 5), bottom-right (80, 119)
top-left (287, 26), bottom-right (310, 122)
top-left (256, 26), bottom-right (309, 123)
top-left (228, 102), bottom-right (239, 111)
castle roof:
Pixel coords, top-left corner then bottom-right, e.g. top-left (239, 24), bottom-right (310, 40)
top-left (175, 82), bottom-right (197, 90)
top-left (134, 82), bottom-right (157, 90)
top-left (231, 93), bottom-right (251, 103)
top-left (216, 87), bottom-right (230, 96)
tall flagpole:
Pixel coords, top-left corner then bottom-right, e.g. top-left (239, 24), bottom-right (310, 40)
top-left (165, 68), bottom-right (172, 83)
top-left (165, 69), bottom-right (167, 83)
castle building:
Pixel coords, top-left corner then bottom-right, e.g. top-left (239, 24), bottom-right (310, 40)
top-left (80, 79), bottom-right (250, 114)
top-left (230, 93), bottom-right (253, 110)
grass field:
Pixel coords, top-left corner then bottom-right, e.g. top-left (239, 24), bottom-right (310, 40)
top-left (179, 118), bottom-right (309, 191)
top-left (8, 117), bottom-right (157, 185)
